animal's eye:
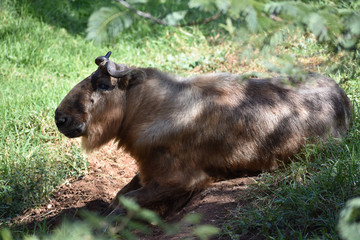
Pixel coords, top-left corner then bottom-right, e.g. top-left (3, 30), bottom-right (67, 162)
top-left (97, 83), bottom-right (111, 91)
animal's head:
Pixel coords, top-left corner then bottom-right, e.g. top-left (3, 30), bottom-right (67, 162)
top-left (55, 51), bottom-right (145, 151)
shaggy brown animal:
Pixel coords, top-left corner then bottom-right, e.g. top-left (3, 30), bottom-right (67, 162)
top-left (55, 52), bottom-right (352, 216)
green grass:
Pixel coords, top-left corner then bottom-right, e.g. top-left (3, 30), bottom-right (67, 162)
top-left (1, 0), bottom-right (360, 239)
top-left (223, 126), bottom-right (360, 239)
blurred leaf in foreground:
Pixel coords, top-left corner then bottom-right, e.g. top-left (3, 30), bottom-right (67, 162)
top-left (338, 198), bottom-right (360, 240)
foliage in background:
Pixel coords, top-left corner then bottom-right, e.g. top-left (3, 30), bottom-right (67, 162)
top-left (86, 0), bottom-right (221, 43)
top-left (86, 0), bottom-right (360, 78)
top-left (87, 0), bottom-right (360, 51)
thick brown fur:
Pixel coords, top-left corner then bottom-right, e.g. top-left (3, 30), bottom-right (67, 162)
top-left (55, 60), bottom-right (352, 216)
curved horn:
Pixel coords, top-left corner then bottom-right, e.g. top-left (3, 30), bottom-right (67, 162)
top-left (95, 51), bottom-right (112, 66)
top-left (93, 51), bottom-right (127, 77)
top-left (106, 61), bottom-right (126, 78)
top-left (105, 51), bottom-right (112, 58)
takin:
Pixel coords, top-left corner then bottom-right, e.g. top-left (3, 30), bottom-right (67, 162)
top-left (55, 51), bottom-right (352, 216)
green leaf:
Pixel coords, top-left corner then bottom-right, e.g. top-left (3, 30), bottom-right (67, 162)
top-left (135, 208), bottom-right (162, 225)
top-left (340, 38), bottom-right (358, 50)
top-left (126, 221), bottom-right (151, 234)
top-left (79, 210), bottom-right (107, 229)
top-left (264, 2), bottom-right (310, 20)
top-left (164, 10), bottom-right (188, 26)
top-left (47, 221), bottom-right (94, 240)
top-left (215, 0), bottom-right (230, 13)
top-left (264, 2), bottom-right (284, 15)
top-left (118, 229), bottom-right (137, 240)
top-left (86, 6), bottom-right (133, 43)
top-left (119, 197), bottom-right (141, 213)
top-left (183, 213), bottom-right (202, 224)
top-left (348, 15), bottom-right (360, 35)
top-left (193, 225), bottom-right (220, 240)
top-left (317, 9), bottom-right (341, 37)
top-left (305, 13), bottom-right (329, 41)
top-left (188, 0), bottom-right (217, 13)
top-left (338, 198), bottom-right (360, 240)
top-left (245, 6), bottom-right (257, 33)
top-left (188, 0), bottom-right (228, 13)
top-left (269, 30), bottom-right (284, 47)
top-left (219, 18), bottom-right (235, 36)
top-left (127, 0), bottom-right (148, 3)
top-left (227, 1), bottom-right (246, 19)
top-left (0, 228), bottom-right (13, 240)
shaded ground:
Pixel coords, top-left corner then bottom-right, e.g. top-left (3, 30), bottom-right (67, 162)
top-left (11, 141), bottom-right (258, 239)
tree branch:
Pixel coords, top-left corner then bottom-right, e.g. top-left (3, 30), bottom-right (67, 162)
top-left (114, 0), bottom-right (222, 27)
top-left (179, 12), bottom-right (222, 27)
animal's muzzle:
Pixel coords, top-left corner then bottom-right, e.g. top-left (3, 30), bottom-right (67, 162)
top-left (55, 109), bottom-right (85, 138)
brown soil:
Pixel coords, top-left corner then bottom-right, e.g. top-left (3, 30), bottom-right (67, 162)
top-left (10, 141), bottom-right (260, 239)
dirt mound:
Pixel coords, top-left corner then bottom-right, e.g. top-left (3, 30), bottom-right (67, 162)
top-left (11, 142), bottom-right (258, 239)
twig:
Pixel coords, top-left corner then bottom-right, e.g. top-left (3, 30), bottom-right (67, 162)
top-left (180, 12), bottom-right (222, 27)
top-left (114, 0), bottom-right (223, 27)
top-left (115, 0), bottom-right (168, 25)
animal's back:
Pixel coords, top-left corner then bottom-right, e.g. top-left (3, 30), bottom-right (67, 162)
top-left (120, 70), bottom-right (352, 188)
top-left (192, 73), bottom-right (352, 175)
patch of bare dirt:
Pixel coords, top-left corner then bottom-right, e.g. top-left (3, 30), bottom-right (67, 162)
top-left (11, 142), bottom-right (258, 239)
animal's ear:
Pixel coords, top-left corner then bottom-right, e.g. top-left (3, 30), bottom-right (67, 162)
top-left (117, 69), bottom-right (146, 90)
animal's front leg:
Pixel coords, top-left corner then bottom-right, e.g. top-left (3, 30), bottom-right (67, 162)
top-left (106, 174), bottom-right (142, 215)
top-left (120, 181), bottom-right (197, 216)
top-left (117, 173), bottom-right (142, 195)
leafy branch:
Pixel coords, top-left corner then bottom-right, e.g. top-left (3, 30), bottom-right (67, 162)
top-left (86, 0), bottom-right (225, 43)
top-left (86, 0), bottom-right (360, 58)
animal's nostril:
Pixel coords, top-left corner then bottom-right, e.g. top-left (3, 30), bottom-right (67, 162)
top-left (55, 110), bottom-right (70, 127)
top-left (56, 116), bottom-right (67, 126)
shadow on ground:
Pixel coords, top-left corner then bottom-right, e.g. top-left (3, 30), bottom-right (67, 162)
top-left (14, 0), bottom-right (112, 35)
top-left (9, 143), bottom-right (260, 239)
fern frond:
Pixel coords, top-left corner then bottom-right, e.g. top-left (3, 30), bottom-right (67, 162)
top-left (86, 6), bottom-right (132, 43)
